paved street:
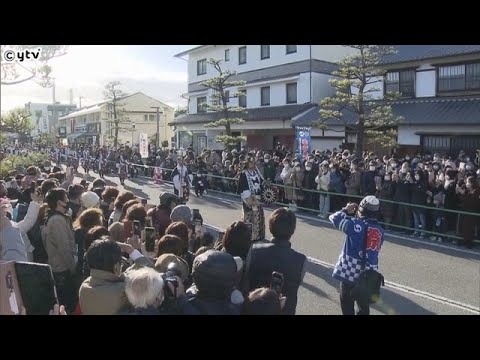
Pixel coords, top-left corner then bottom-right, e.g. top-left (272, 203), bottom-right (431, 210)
top-left (75, 169), bottom-right (480, 315)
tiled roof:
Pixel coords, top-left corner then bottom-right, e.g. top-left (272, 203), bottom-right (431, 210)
top-left (291, 97), bottom-right (480, 127)
top-left (188, 60), bottom-right (338, 93)
top-left (171, 103), bottom-right (316, 125)
top-left (382, 45), bottom-right (480, 65)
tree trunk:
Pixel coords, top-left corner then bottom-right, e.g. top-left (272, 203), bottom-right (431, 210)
top-left (356, 81), bottom-right (366, 158)
top-left (356, 121), bottom-right (364, 158)
top-left (114, 120), bottom-right (119, 148)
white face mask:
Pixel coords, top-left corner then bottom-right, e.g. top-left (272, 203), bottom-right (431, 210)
top-left (369, 166), bottom-right (376, 171)
top-left (415, 175), bottom-right (420, 181)
top-left (466, 165), bottom-right (472, 170)
top-left (384, 176), bottom-right (391, 181)
top-left (305, 166), bottom-right (312, 172)
top-left (66, 208), bottom-right (73, 217)
top-left (264, 159), bottom-right (269, 163)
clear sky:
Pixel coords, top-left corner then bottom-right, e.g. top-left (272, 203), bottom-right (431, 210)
top-left (1, 45), bottom-right (194, 113)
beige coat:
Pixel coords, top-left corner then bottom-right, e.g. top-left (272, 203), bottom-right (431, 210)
top-left (79, 270), bottom-right (129, 315)
top-left (42, 213), bottom-right (76, 273)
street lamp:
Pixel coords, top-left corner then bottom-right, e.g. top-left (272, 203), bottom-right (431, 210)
top-left (131, 122), bottom-right (136, 146)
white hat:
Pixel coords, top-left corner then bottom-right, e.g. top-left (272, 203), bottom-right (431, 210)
top-left (80, 191), bottom-right (100, 209)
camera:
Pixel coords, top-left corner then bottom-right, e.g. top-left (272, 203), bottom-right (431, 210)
top-left (162, 262), bottom-right (181, 298)
top-left (271, 271), bottom-right (284, 294)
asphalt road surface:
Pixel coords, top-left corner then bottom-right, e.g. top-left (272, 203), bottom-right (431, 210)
top-left (74, 168), bottom-right (480, 315)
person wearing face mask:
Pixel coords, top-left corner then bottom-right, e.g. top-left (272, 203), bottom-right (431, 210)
top-left (291, 163), bottom-right (305, 208)
top-left (345, 160), bottom-right (362, 202)
top-left (378, 172), bottom-right (395, 229)
top-left (361, 161), bottom-right (378, 197)
top-left (192, 170), bottom-right (206, 197)
top-left (303, 161), bottom-right (317, 210)
top-left (393, 165), bottom-right (413, 233)
top-left (456, 176), bottom-right (480, 249)
top-left (410, 171), bottom-right (428, 238)
top-left (328, 163), bottom-right (346, 212)
top-left (315, 162), bottom-right (331, 218)
top-left (42, 187), bottom-right (78, 313)
top-left (281, 159), bottom-right (295, 204)
top-left (430, 178), bottom-right (446, 242)
top-left (443, 169), bottom-right (458, 234)
top-left (263, 154), bottom-right (276, 183)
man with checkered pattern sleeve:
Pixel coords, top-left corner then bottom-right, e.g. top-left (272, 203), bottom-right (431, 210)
top-left (329, 196), bottom-right (384, 315)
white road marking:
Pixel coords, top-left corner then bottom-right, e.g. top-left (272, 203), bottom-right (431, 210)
top-left (307, 257), bottom-right (480, 314)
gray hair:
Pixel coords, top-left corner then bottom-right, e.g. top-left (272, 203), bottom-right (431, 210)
top-left (124, 268), bottom-right (164, 309)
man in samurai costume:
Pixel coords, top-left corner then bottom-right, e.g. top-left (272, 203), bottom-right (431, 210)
top-left (172, 157), bottom-right (193, 203)
top-left (237, 156), bottom-right (266, 242)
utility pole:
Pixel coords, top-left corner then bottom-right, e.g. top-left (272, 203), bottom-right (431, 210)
top-left (150, 106), bottom-right (163, 148)
top-left (51, 77), bottom-right (56, 137)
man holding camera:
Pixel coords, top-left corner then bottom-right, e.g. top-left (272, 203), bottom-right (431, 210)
top-left (243, 208), bottom-right (306, 315)
top-left (329, 196), bottom-right (385, 315)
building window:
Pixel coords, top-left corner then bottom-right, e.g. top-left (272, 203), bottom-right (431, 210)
top-left (225, 49), bottom-right (230, 62)
top-left (197, 97), bottom-right (207, 112)
top-left (438, 62), bottom-right (480, 92)
top-left (197, 59), bottom-right (207, 75)
top-left (261, 86), bottom-right (270, 106)
top-left (286, 83), bottom-right (297, 104)
top-left (261, 45), bottom-right (270, 60)
top-left (385, 69), bottom-right (415, 97)
top-left (225, 90), bottom-right (230, 103)
top-left (239, 46), bottom-right (247, 65)
top-left (286, 45), bottom-right (297, 54)
top-left (238, 90), bottom-right (247, 108)
top-left (144, 114), bottom-right (148, 122)
top-left (466, 63), bottom-right (480, 89)
top-left (149, 114), bottom-right (155, 121)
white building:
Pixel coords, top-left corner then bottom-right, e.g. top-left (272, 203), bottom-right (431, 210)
top-left (25, 102), bottom-right (77, 137)
top-left (57, 92), bottom-right (175, 147)
top-left (173, 45), bottom-right (356, 153)
top-left (292, 45), bottom-right (480, 156)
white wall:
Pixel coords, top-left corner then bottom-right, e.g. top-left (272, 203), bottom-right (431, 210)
top-left (310, 73), bottom-right (336, 103)
top-left (416, 66), bottom-right (436, 98)
top-left (311, 138), bottom-right (343, 152)
top-left (187, 45), bottom-right (311, 84)
top-left (311, 45), bottom-right (357, 63)
top-left (398, 124), bottom-right (480, 145)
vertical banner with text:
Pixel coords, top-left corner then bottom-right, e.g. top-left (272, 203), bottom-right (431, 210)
top-left (139, 133), bottom-right (149, 158)
top-left (295, 127), bottom-right (311, 161)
